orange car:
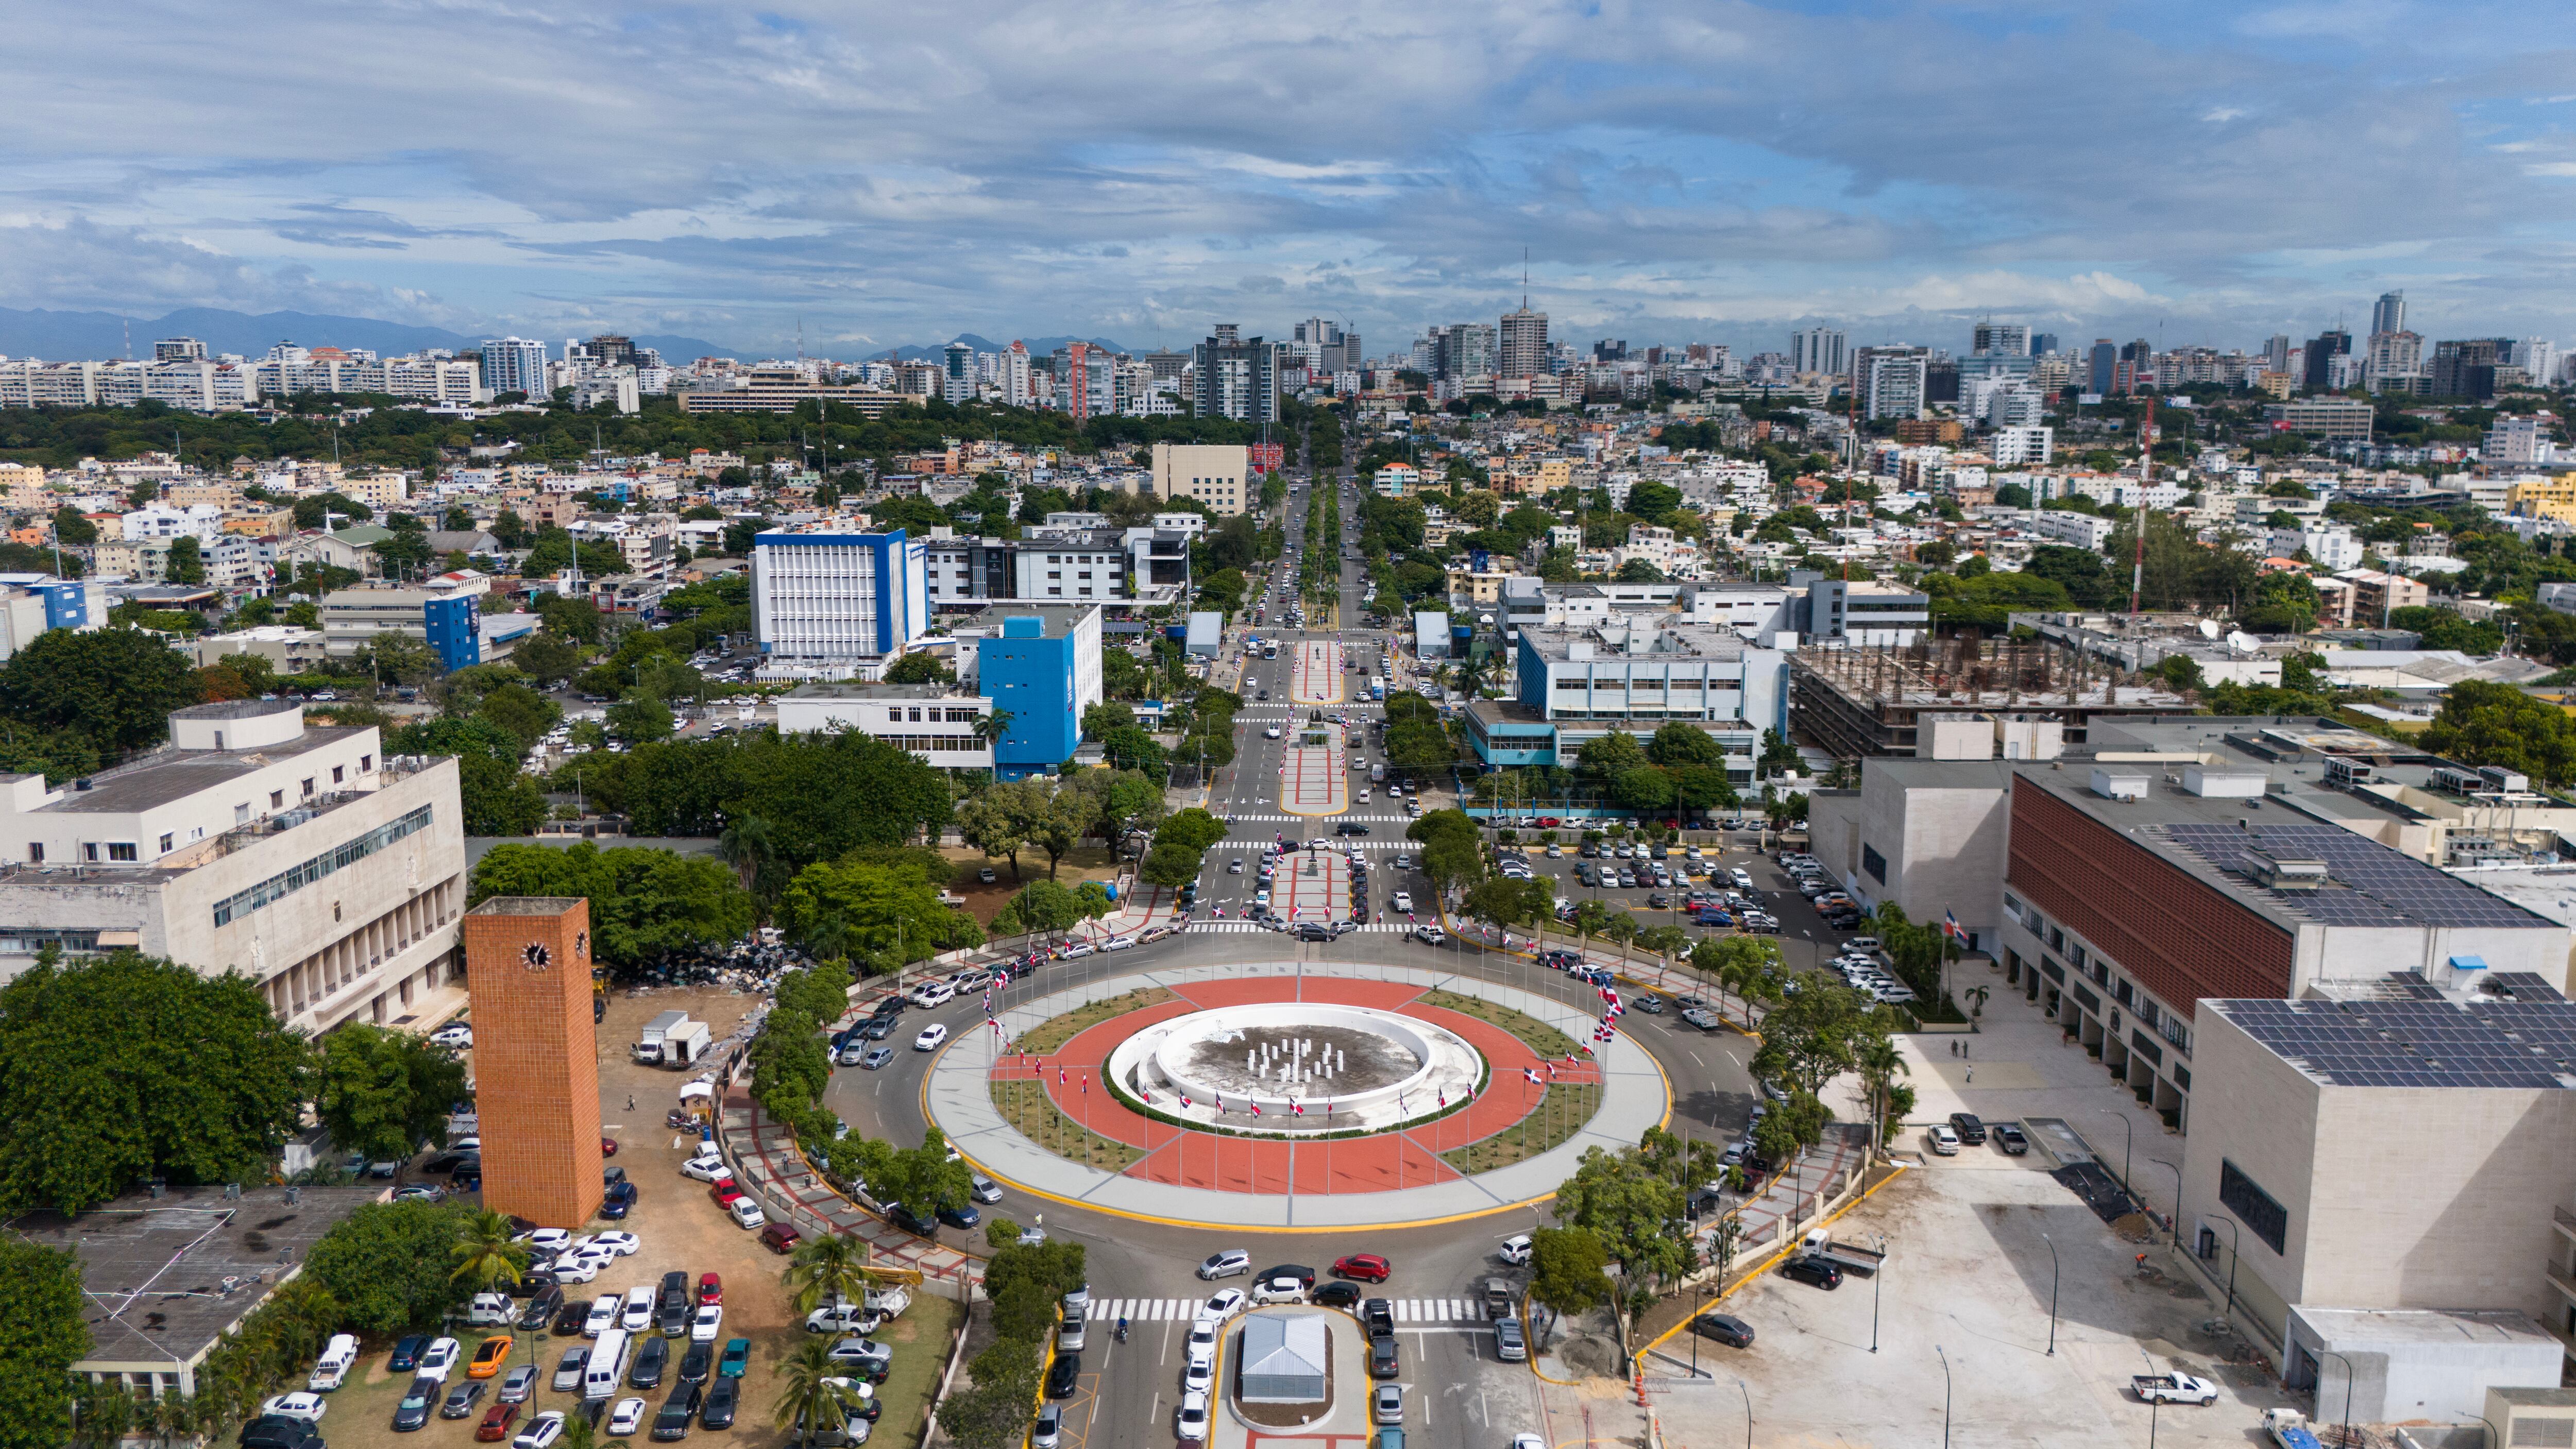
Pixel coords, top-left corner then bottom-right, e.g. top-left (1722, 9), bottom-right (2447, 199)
top-left (467, 1334), bottom-right (514, 1379)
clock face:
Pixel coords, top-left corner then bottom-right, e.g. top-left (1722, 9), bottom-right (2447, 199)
top-left (522, 942), bottom-right (552, 971)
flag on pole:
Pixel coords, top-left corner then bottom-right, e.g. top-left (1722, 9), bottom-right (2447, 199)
top-left (1292, 1101), bottom-right (1304, 1116)
top-left (1437, 1087), bottom-right (1446, 1107)
top-left (1250, 1102), bottom-right (1263, 1117)
top-left (1180, 1094), bottom-right (1192, 1109)
top-left (1524, 1067), bottom-right (1542, 1084)
top-left (1058, 1066), bottom-right (1067, 1086)
top-left (1545, 1062), bottom-right (1557, 1081)
top-left (1081, 1073), bottom-right (1089, 1095)
top-left (1944, 908), bottom-right (1963, 940)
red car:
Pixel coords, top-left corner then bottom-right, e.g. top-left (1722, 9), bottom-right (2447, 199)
top-left (1536, 816), bottom-right (1561, 829)
top-left (709, 1181), bottom-right (744, 1208)
top-left (697, 1272), bottom-right (723, 1306)
top-left (475, 1405), bottom-right (520, 1442)
top-left (758, 1223), bottom-right (801, 1254)
top-left (600, 1137), bottom-right (619, 1157)
top-left (1331, 1254), bottom-right (1392, 1283)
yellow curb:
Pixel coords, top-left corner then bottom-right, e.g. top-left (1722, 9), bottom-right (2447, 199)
top-left (1627, 1160), bottom-right (1911, 1370)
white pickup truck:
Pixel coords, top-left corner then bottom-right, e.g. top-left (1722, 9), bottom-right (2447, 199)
top-left (2131, 1372), bottom-right (2219, 1405)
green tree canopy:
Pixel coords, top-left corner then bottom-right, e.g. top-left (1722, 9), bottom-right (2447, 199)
top-left (468, 843), bottom-right (758, 967)
top-left (0, 1238), bottom-right (87, 1449)
top-left (0, 626), bottom-right (202, 758)
top-left (316, 1025), bottom-right (470, 1162)
top-left (302, 1199), bottom-right (471, 1334)
top-left (776, 856), bottom-right (984, 970)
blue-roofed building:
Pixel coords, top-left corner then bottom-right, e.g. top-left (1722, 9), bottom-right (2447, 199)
top-left (751, 527), bottom-right (928, 675)
top-left (966, 605), bottom-right (1103, 780)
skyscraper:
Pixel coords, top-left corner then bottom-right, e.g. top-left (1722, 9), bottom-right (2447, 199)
top-left (2030, 332), bottom-right (2060, 357)
top-left (1971, 322), bottom-right (2031, 357)
top-left (1790, 326), bottom-right (1847, 379)
top-left (482, 336), bottom-right (548, 398)
top-left (1499, 306), bottom-right (1549, 379)
top-left (2371, 291), bottom-right (2406, 339)
top-left (1193, 325), bottom-right (1277, 422)
top-left (1062, 342), bottom-right (1098, 423)
top-left (942, 341), bottom-right (974, 404)
top-left (1858, 346), bottom-right (1928, 420)
top-left (2303, 330), bottom-right (2352, 392)
top-left (2088, 339), bottom-right (2116, 395)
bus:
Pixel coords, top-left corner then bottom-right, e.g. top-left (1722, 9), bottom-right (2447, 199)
top-left (1369, 678), bottom-right (1385, 701)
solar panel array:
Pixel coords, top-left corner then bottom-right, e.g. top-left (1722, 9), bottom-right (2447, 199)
top-left (2159, 823), bottom-right (2548, 931)
top-left (2485, 972), bottom-right (2567, 1004)
top-left (2220, 995), bottom-right (2576, 1089)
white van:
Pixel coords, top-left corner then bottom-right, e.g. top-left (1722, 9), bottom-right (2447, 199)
top-left (310, 1334), bottom-right (360, 1391)
top-left (584, 1329), bottom-right (632, 1401)
top-left (467, 1292), bottom-right (514, 1326)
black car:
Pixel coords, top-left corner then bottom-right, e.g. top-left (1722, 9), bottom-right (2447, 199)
top-left (937, 1202), bottom-right (981, 1230)
top-left (241, 1417), bottom-right (324, 1449)
top-left (1255, 1264), bottom-right (1317, 1290)
top-left (1647, 893), bottom-right (1670, 909)
top-left (1363, 1299), bottom-right (1394, 1337)
top-left (1335, 822), bottom-right (1370, 836)
top-left (1294, 923), bottom-right (1332, 942)
top-left (890, 1202), bottom-right (940, 1236)
top-left (1690, 1312), bottom-right (1756, 1348)
top-left (519, 1286), bottom-right (565, 1332)
top-left (393, 1377), bottom-right (439, 1432)
top-left (1368, 1334), bottom-right (1400, 1378)
top-left (699, 1376), bottom-right (739, 1430)
top-left (630, 1334), bottom-right (670, 1389)
top-left (652, 1383), bottom-right (704, 1441)
top-left (677, 1341), bottom-right (714, 1385)
top-left (388, 1335), bottom-right (430, 1372)
top-left (871, 996), bottom-right (906, 1018)
top-left (441, 1380), bottom-right (487, 1419)
top-left (1781, 1255), bottom-right (1843, 1290)
top-left (1947, 1112), bottom-right (1988, 1147)
top-left (1992, 1123), bottom-right (2030, 1156)
top-left (601, 1180), bottom-right (638, 1220)
top-left (552, 1300), bottom-right (591, 1335)
top-left (657, 1272), bottom-right (692, 1335)
top-left (1045, 1352), bottom-right (1081, 1399)
top-left (1313, 1281), bottom-right (1363, 1308)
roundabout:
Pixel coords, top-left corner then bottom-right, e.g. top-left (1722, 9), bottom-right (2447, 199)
top-left (922, 960), bottom-right (1672, 1230)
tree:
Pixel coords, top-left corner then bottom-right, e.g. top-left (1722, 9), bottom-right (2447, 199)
top-left (1081, 701), bottom-right (1135, 740)
top-left (1525, 1225), bottom-right (1609, 1348)
top-left (955, 789), bottom-right (1030, 879)
top-left (449, 1208), bottom-right (533, 1292)
top-left (882, 652), bottom-right (955, 686)
top-left (317, 1024), bottom-right (469, 1163)
top-left (360, 630), bottom-right (440, 687)
top-left (608, 693), bottom-right (675, 743)
top-left (1097, 725), bottom-right (1168, 785)
top-left (51, 505), bottom-right (97, 547)
top-left (776, 856), bottom-right (983, 970)
top-left (1646, 722), bottom-right (1724, 767)
top-left (1575, 730), bottom-right (1647, 779)
top-left (469, 843), bottom-right (757, 968)
top-left (165, 535), bottom-right (206, 585)
top-left (0, 953), bottom-right (313, 1215)
top-left (476, 683), bottom-right (564, 748)
top-left (1747, 970), bottom-right (1890, 1099)
top-left (1550, 1136), bottom-right (1696, 1336)
top-left (780, 1233), bottom-right (891, 1314)
top-left (2421, 680), bottom-right (2576, 786)
top-left (303, 1199), bottom-right (472, 1334)
top-left (0, 626), bottom-right (202, 758)
top-left (0, 1239), bottom-right (87, 1449)
top-left (772, 1338), bottom-right (870, 1448)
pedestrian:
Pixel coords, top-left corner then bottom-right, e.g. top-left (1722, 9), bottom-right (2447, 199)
top-left (1965, 1066), bottom-right (1973, 1084)
top-left (626, 1093), bottom-right (635, 1110)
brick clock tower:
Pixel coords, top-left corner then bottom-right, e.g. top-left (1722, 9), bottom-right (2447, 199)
top-left (463, 897), bottom-right (603, 1228)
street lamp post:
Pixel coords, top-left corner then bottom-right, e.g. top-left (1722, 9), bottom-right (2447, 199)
top-left (2040, 1233), bottom-right (2060, 1355)
top-left (2320, 1350), bottom-right (2356, 1446)
top-left (1935, 1344), bottom-right (1952, 1449)
top-left (1870, 1231), bottom-right (1886, 1353)
top-left (2210, 1217), bottom-right (2242, 1327)
top-left (2148, 1158), bottom-right (2183, 1247)
top-left (1736, 1377), bottom-right (1751, 1449)
top-left (2105, 1109), bottom-right (2136, 1209)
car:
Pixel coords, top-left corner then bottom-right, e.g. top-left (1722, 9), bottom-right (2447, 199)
top-left (824, 1338), bottom-right (893, 1372)
top-left (494, 1363), bottom-right (539, 1404)
top-left (1782, 1255), bottom-right (1844, 1290)
top-left (1992, 1123), bottom-right (2030, 1155)
top-left (913, 1024), bottom-right (948, 1051)
top-left (653, 1383), bottom-right (705, 1440)
top-left (728, 1198), bottom-right (766, 1230)
top-left (854, 1045), bottom-right (895, 1071)
top-left (1176, 1390), bottom-right (1210, 1441)
top-left (1199, 1287), bottom-right (1247, 1320)
top-left (1691, 1311), bottom-right (1756, 1348)
top-left (1374, 1384), bottom-right (1404, 1426)
top-left (550, 1349), bottom-right (588, 1392)
top-left (393, 1378), bottom-right (439, 1432)
top-left (393, 1183), bottom-right (446, 1204)
top-left (1925, 1124), bottom-right (1961, 1156)
top-left (759, 1223), bottom-right (803, 1254)
top-left (1227, 858), bottom-right (1244, 874)
top-left (389, 1334), bottom-right (431, 1372)
top-left (970, 1172), bottom-right (1003, 1204)
top-left (600, 1137), bottom-right (620, 1157)
top-left (1494, 1317), bottom-right (1527, 1361)
top-left (582, 1294), bottom-right (619, 1337)
top-left (261, 1394), bottom-right (329, 1424)
top-left (1389, 891), bottom-right (1413, 912)
top-left (1295, 922), bottom-right (1331, 942)
top-left (622, 1285), bottom-right (657, 1331)
top-left (859, 1018), bottom-right (895, 1042)
top-left (550, 1253), bottom-right (604, 1285)
top-left (1045, 1352), bottom-right (1080, 1399)
top-left (699, 1377), bottom-right (739, 1430)
top-left (1332, 1253), bottom-right (1392, 1283)
top-left (1680, 1008), bottom-right (1721, 1031)
top-left (936, 1202), bottom-right (981, 1229)
top-left (1368, 1335), bottom-right (1400, 1379)
top-left (677, 1341), bottom-right (714, 1385)
top-left (606, 1399), bottom-right (649, 1437)
top-left (630, 1335), bottom-right (669, 1389)
top-left (1409, 924), bottom-right (1447, 945)
top-left (430, 1023), bottom-right (474, 1049)
top-left (1251, 1275), bottom-right (1306, 1306)
top-left (681, 1154), bottom-right (732, 1184)
top-left (1312, 1280), bottom-right (1363, 1308)
top-left (1499, 1234), bottom-right (1533, 1266)
top-left (1265, 726), bottom-right (1283, 740)
top-left (1947, 1112), bottom-right (1988, 1146)
top-left (1032, 1404), bottom-right (1063, 1449)
top-left (416, 1337), bottom-right (462, 1382)
top-left (717, 1338), bottom-right (752, 1379)
top-left (513, 1411), bottom-right (567, 1449)
top-left (469, 1335), bottom-right (514, 1378)
top-left (477, 1404), bottom-right (522, 1441)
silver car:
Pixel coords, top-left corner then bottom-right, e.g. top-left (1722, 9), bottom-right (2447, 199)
top-left (1373, 1385), bottom-right (1403, 1425)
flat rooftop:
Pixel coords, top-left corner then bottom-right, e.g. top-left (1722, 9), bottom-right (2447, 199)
top-left (1520, 622), bottom-right (1750, 661)
top-left (782, 681), bottom-right (974, 703)
top-left (15, 725), bottom-right (369, 816)
top-left (2213, 973), bottom-right (2576, 1089)
top-left (8, 1183), bottom-right (384, 1371)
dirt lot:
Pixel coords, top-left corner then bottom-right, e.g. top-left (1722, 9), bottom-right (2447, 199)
top-left (939, 845), bottom-right (1122, 927)
top-left (330, 987), bottom-right (961, 1449)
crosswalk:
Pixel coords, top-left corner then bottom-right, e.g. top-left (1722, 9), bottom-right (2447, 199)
top-left (1185, 921), bottom-right (1416, 933)
top-left (1086, 1296), bottom-right (1499, 1323)
top-left (1225, 813), bottom-right (1416, 824)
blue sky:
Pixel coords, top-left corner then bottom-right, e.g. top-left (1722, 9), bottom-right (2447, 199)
top-left (2, 0), bottom-right (2571, 360)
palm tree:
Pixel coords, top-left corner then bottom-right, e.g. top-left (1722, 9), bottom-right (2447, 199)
top-left (972, 709), bottom-right (1015, 751)
top-left (555, 1404), bottom-right (630, 1449)
top-left (450, 1208), bottom-right (531, 1290)
top-left (1856, 1034), bottom-right (1910, 1157)
top-left (718, 814), bottom-right (776, 899)
top-left (1601, 913), bottom-right (1638, 969)
top-left (780, 1232), bottom-right (889, 1315)
top-left (773, 1338), bottom-right (867, 1448)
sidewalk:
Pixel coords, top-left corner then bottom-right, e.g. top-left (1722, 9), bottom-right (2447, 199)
top-left (717, 1098), bottom-right (983, 1290)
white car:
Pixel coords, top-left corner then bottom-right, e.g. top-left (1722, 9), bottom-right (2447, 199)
top-left (914, 1024), bottom-right (948, 1051)
top-left (1183, 1355), bottom-right (1214, 1395)
top-left (1500, 1234), bottom-right (1533, 1266)
top-left (1198, 1288), bottom-right (1246, 1321)
top-left (1176, 1391), bottom-right (1210, 1441)
top-left (1250, 1276), bottom-right (1306, 1306)
top-left (414, 1337), bottom-right (462, 1383)
top-left (549, 1253), bottom-right (603, 1284)
top-left (514, 1410), bottom-right (567, 1449)
top-left (691, 1305), bottom-right (725, 1342)
top-left (584, 1294), bottom-right (620, 1337)
top-left (1390, 892), bottom-right (1413, 913)
top-left (1253, 888), bottom-right (1272, 907)
top-left (259, 1394), bottom-right (327, 1423)
top-left (1264, 726), bottom-right (1283, 740)
top-left (429, 1023), bottom-right (474, 1049)
top-left (605, 1399), bottom-right (648, 1437)
top-left (729, 1197), bottom-right (767, 1230)
top-left (1731, 868), bottom-right (1754, 888)
top-left (518, 1228), bottom-right (573, 1255)
top-left (591, 1232), bottom-right (640, 1257)
top-left (1925, 1124), bottom-right (1961, 1156)
top-left (680, 1155), bottom-right (732, 1184)
top-left (621, 1285), bottom-right (654, 1331)
top-left (1185, 1323), bottom-right (1216, 1370)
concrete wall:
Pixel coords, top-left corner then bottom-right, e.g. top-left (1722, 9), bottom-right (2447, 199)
top-left (1878, 776), bottom-right (2009, 947)
top-left (2179, 1006), bottom-right (2324, 1344)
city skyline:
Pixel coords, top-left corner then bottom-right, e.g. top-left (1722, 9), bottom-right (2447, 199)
top-left (3, 1), bottom-right (2573, 358)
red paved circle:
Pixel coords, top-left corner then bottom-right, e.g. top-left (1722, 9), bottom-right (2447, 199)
top-left (988, 976), bottom-right (1602, 1195)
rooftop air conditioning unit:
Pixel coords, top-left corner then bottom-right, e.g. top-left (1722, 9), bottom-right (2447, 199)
top-left (2244, 855), bottom-right (2330, 891)
top-left (2089, 768), bottom-right (2149, 802)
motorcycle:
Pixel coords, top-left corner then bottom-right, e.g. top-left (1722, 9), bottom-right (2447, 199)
top-left (1115, 1318), bottom-right (1129, 1343)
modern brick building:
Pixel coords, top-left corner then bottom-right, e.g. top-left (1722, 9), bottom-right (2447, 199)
top-left (463, 896), bottom-right (603, 1228)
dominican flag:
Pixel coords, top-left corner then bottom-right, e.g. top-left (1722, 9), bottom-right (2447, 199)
top-left (1250, 1102), bottom-right (1263, 1117)
top-left (1215, 1092), bottom-right (1225, 1113)
top-left (1598, 986), bottom-right (1618, 1004)
top-left (1437, 1087), bottom-right (1446, 1107)
top-left (1142, 1085), bottom-right (1155, 1103)
top-left (1058, 1066), bottom-right (1067, 1086)
top-left (1580, 1042), bottom-right (1597, 1055)
top-left (1323, 1100), bottom-right (1332, 1115)
top-left (1081, 1073), bottom-right (1089, 1095)
top-left (1524, 1068), bottom-right (1542, 1084)
top-left (1292, 1101), bottom-right (1304, 1116)
top-left (1545, 1062), bottom-right (1557, 1081)
top-left (1944, 909), bottom-right (1964, 940)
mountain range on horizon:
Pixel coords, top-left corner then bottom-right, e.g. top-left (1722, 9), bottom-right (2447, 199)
top-left (0, 307), bottom-right (1146, 372)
